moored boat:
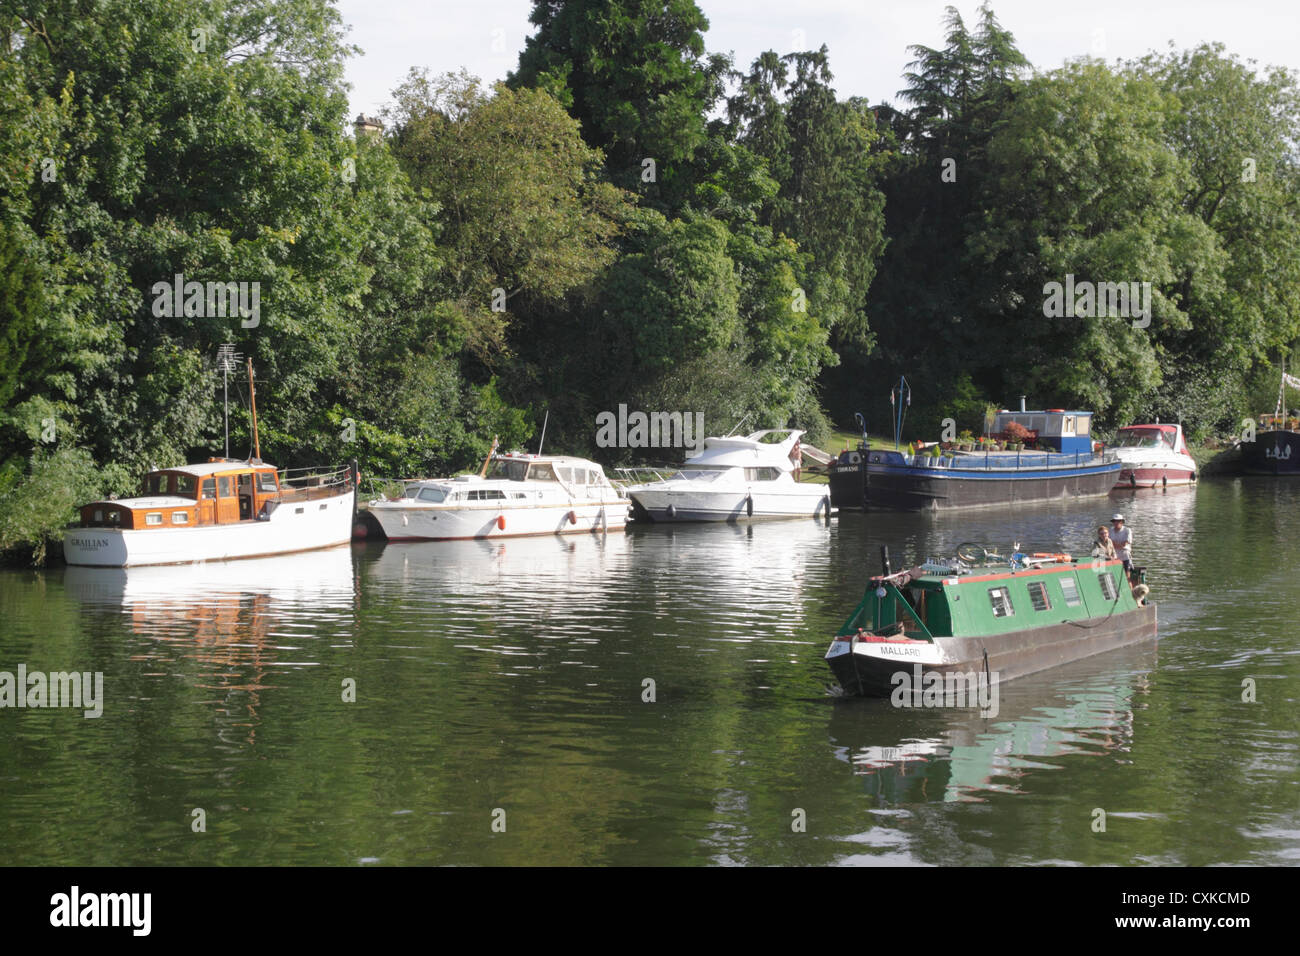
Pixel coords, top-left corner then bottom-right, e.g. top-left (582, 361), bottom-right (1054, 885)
top-left (1110, 422), bottom-right (1196, 488)
top-left (624, 429), bottom-right (835, 522)
top-left (63, 458), bottom-right (357, 567)
top-left (368, 452), bottom-right (628, 540)
top-left (824, 544), bottom-right (1156, 696)
top-left (831, 405), bottom-right (1119, 511)
top-left (1241, 364), bottom-right (1300, 475)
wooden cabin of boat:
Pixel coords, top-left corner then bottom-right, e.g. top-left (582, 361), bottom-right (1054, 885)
top-left (75, 458), bottom-right (345, 531)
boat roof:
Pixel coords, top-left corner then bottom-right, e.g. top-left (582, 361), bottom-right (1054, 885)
top-left (493, 453), bottom-right (606, 468)
top-left (154, 459), bottom-right (276, 477)
top-left (1118, 423), bottom-right (1179, 432)
top-left (686, 429), bottom-right (804, 466)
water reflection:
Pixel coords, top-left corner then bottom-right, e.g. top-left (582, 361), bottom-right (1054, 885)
top-left (63, 547), bottom-right (357, 745)
top-left (827, 644), bottom-right (1158, 804)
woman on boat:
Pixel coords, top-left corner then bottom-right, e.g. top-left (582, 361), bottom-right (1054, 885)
top-left (1091, 525), bottom-right (1117, 559)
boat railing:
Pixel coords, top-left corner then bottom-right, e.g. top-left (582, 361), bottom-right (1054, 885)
top-left (276, 463), bottom-right (355, 501)
top-left (611, 466), bottom-right (678, 489)
top-left (902, 449), bottom-right (1118, 471)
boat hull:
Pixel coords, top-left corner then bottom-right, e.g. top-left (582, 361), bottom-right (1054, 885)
top-left (628, 487), bottom-right (834, 522)
top-left (1240, 431), bottom-right (1300, 475)
top-left (63, 488), bottom-right (357, 567)
top-left (1115, 463), bottom-right (1196, 488)
top-left (826, 602), bottom-right (1157, 696)
top-left (369, 500), bottom-right (627, 540)
top-left (831, 453), bottom-right (1121, 512)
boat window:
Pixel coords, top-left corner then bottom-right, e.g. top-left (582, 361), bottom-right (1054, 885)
top-left (527, 463), bottom-right (557, 482)
top-left (1028, 581), bottom-right (1051, 611)
top-left (258, 472), bottom-right (279, 493)
top-left (238, 473), bottom-right (252, 492)
top-left (988, 587), bottom-right (1015, 617)
top-left (201, 479), bottom-right (216, 500)
top-left (556, 466), bottom-right (573, 484)
top-left (572, 468), bottom-right (588, 484)
top-left (218, 476), bottom-right (234, 497)
top-left (174, 474), bottom-right (197, 498)
top-left (1098, 572), bottom-right (1118, 601)
top-left (143, 474), bottom-right (165, 496)
top-left (744, 467), bottom-right (781, 481)
top-left (417, 487), bottom-right (447, 503)
top-left (171, 511), bottom-right (189, 524)
top-left (486, 459), bottom-right (529, 481)
top-left (93, 509), bottom-right (103, 523)
top-left (513, 492), bottom-right (526, 499)
top-left (145, 512), bottom-right (163, 526)
top-left (1064, 416), bottom-right (1074, 434)
top-left (1076, 417), bottom-right (1091, 436)
top-left (1059, 576), bottom-right (1082, 606)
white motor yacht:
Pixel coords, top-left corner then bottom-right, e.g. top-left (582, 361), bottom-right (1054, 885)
top-left (369, 453), bottom-right (628, 540)
top-left (625, 429), bottom-right (835, 522)
top-left (1110, 423), bottom-right (1197, 488)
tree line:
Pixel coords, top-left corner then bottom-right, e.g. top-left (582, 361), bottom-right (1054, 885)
top-left (2, 0), bottom-right (1298, 560)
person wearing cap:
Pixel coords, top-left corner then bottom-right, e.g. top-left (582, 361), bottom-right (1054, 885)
top-left (1110, 514), bottom-right (1133, 574)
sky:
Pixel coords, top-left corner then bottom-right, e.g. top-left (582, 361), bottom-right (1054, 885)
top-left (335, 0), bottom-right (1300, 122)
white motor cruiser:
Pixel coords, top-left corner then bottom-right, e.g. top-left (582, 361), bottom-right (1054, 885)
top-left (625, 429), bottom-right (835, 522)
top-left (368, 452), bottom-right (628, 541)
top-left (1110, 423), bottom-right (1197, 488)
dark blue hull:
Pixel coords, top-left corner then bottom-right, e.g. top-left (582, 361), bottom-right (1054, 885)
top-left (830, 450), bottom-right (1121, 511)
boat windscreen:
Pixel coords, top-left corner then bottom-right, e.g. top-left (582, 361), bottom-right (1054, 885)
top-left (486, 459), bottom-right (529, 481)
top-left (1116, 430), bottom-right (1169, 449)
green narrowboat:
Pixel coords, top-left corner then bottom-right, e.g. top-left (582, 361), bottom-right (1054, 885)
top-left (825, 545), bottom-right (1157, 696)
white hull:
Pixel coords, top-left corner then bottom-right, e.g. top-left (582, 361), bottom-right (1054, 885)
top-left (630, 485), bottom-right (834, 521)
top-left (63, 489), bottom-right (356, 566)
top-left (370, 499), bottom-right (628, 541)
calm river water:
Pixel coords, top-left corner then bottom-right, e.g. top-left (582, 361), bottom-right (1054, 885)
top-left (1, 478), bottom-right (1297, 865)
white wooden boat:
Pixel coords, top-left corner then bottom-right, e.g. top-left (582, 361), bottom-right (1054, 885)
top-left (368, 453), bottom-right (628, 541)
top-left (63, 459), bottom-right (357, 567)
top-left (625, 429), bottom-right (835, 522)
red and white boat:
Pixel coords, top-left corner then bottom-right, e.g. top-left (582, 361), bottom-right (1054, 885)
top-left (1110, 423), bottom-right (1196, 488)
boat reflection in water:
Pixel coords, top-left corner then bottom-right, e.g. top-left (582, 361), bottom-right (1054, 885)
top-left (62, 547), bottom-right (357, 745)
top-left (826, 643), bottom-right (1157, 803)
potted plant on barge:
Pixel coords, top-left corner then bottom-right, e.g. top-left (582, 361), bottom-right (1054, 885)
top-left (1003, 421), bottom-right (1031, 451)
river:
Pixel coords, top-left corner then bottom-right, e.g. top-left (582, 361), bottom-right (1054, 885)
top-left (1, 477), bottom-right (1296, 865)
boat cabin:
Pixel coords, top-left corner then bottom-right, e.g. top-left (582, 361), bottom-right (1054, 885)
top-left (837, 558), bottom-right (1141, 642)
top-left (78, 459), bottom-right (282, 530)
top-left (992, 409), bottom-right (1094, 454)
top-left (1114, 424), bottom-right (1187, 454)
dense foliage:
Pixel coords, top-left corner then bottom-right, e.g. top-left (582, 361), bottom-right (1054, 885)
top-left (2, 0), bottom-right (1298, 561)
